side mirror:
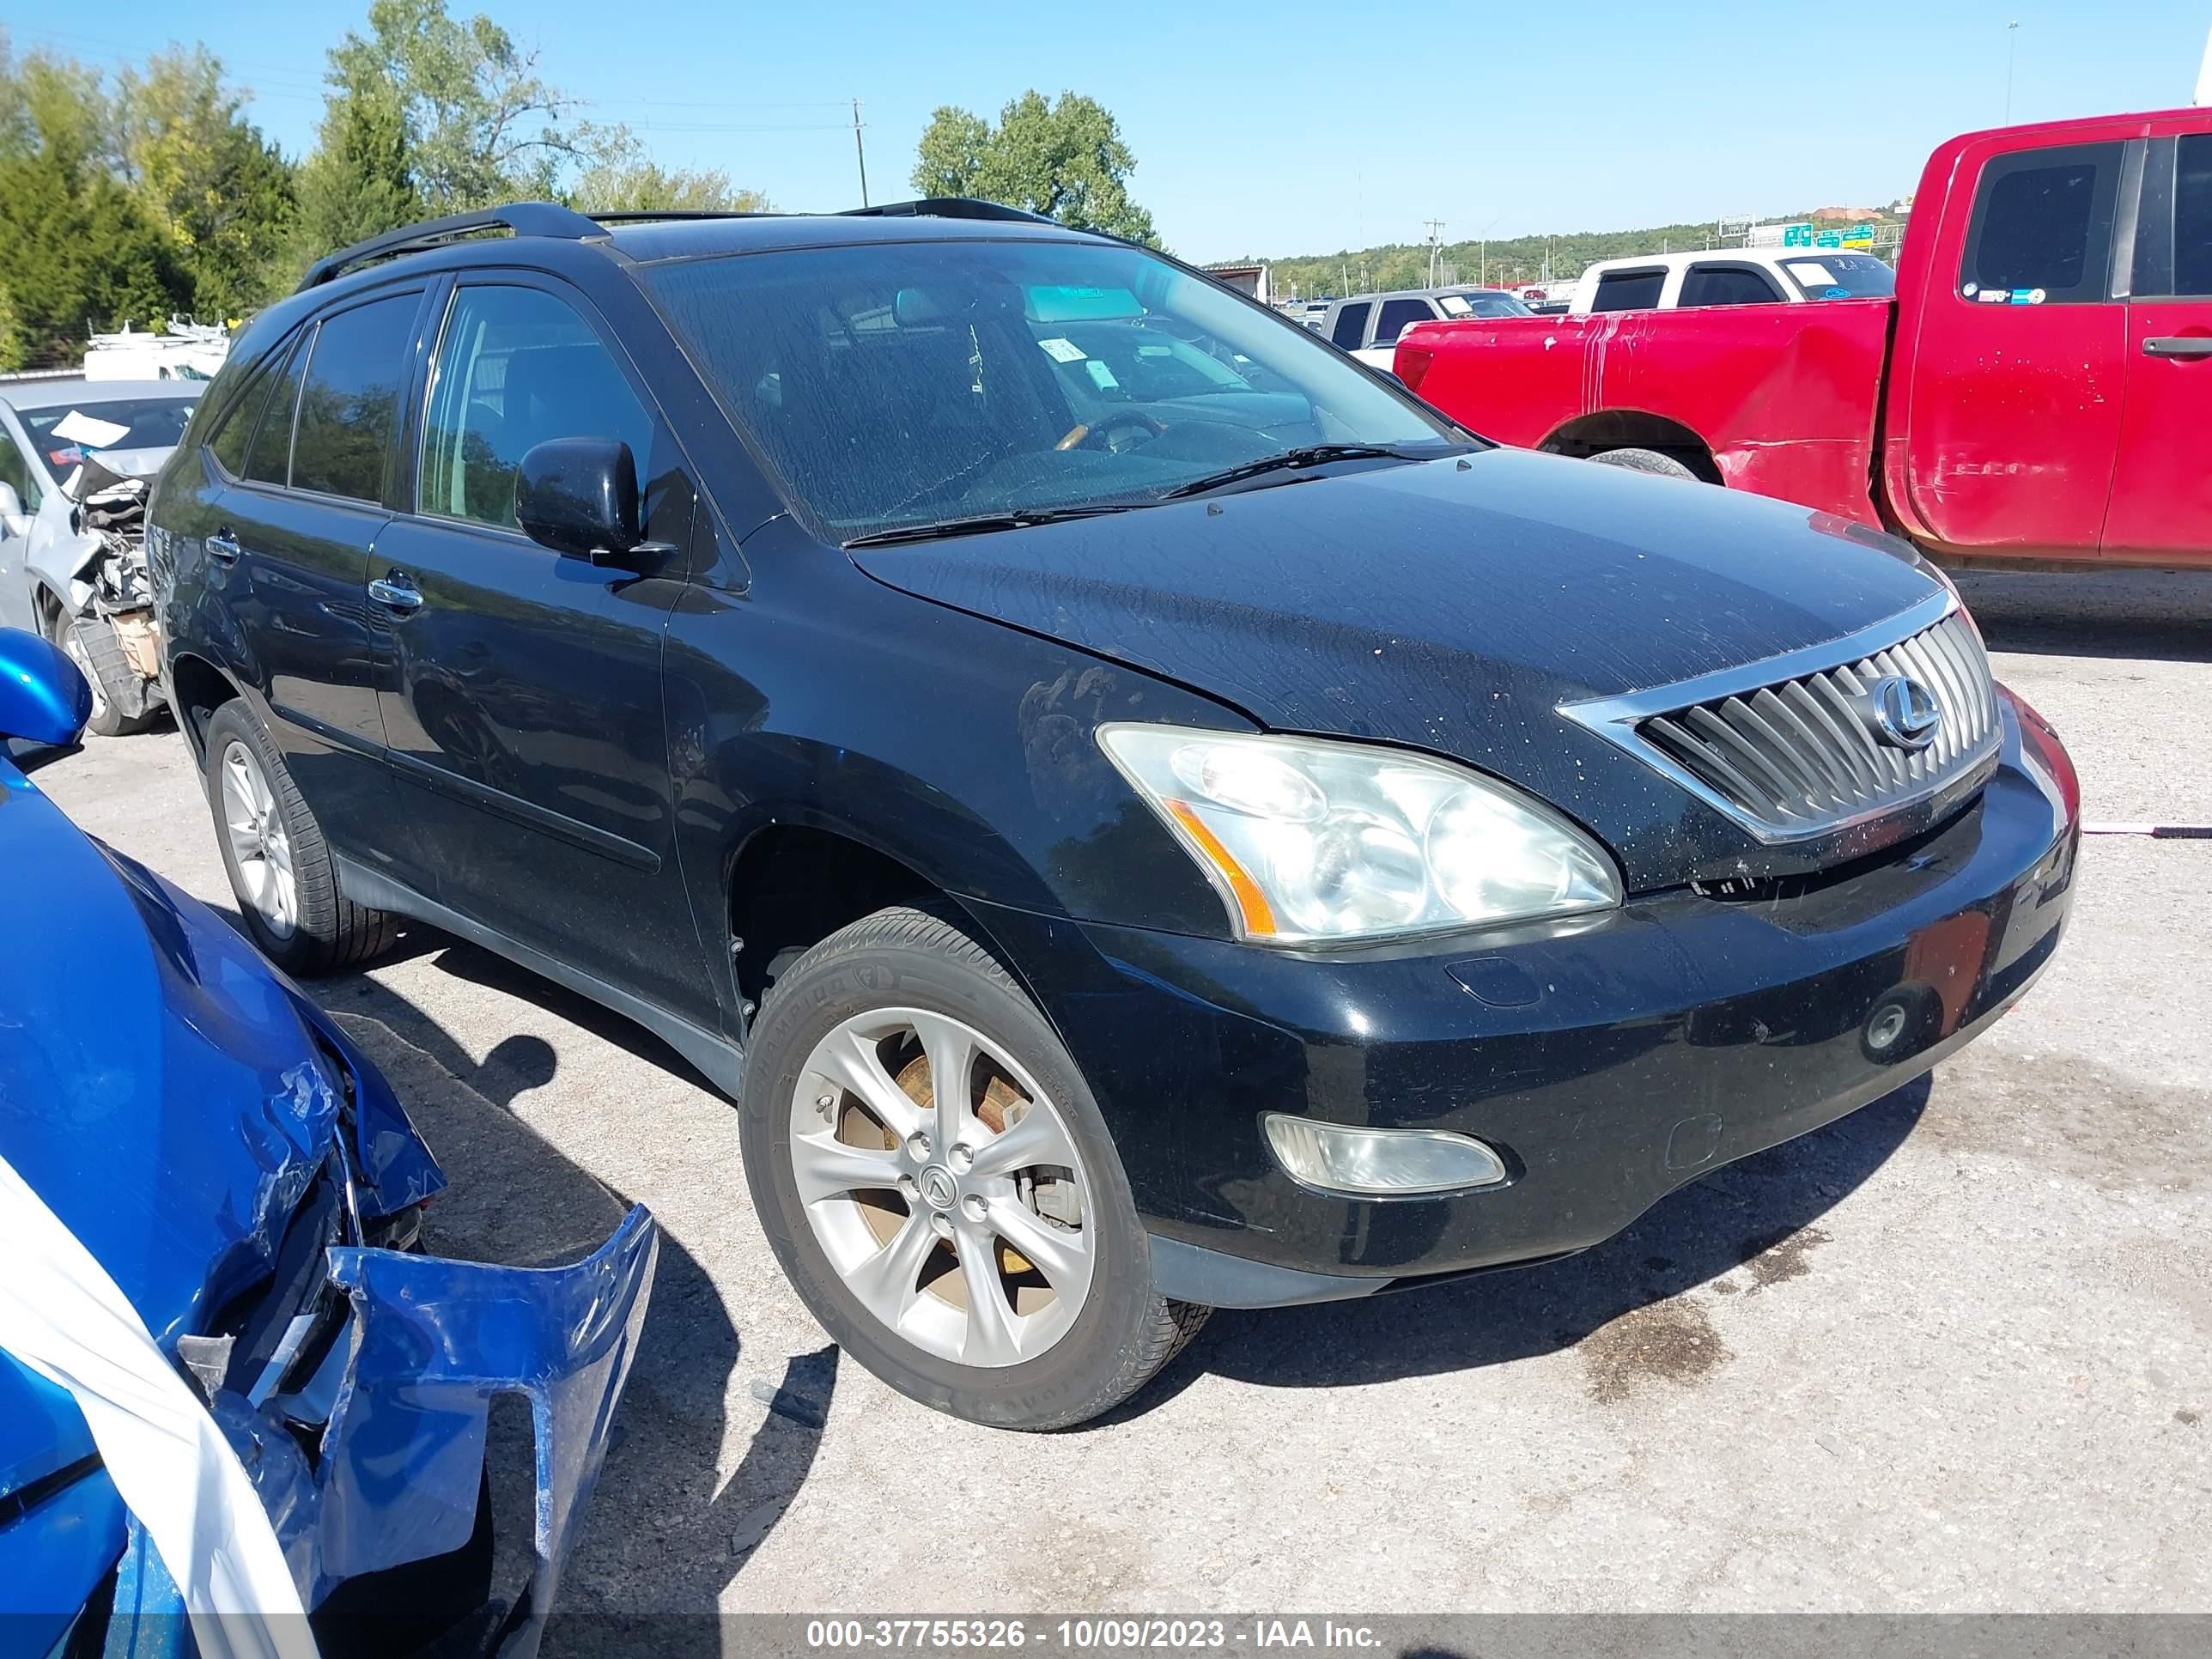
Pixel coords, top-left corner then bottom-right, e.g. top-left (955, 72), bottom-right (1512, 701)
top-left (0, 626), bottom-right (92, 746)
top-left (0, 482), bottom-right (27, 538)
top-left (514, 438), bottom-right (658, 564)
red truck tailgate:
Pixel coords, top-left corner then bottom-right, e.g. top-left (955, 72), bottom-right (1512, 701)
top-left (1398, 301), bottom-right (1895, 528)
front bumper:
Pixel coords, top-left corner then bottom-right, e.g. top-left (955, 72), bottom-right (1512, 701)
top-left (972, 702), bottom-right (2077, 1307)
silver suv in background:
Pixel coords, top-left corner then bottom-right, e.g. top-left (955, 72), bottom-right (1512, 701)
top-left (1322, 286), bottom-right (1534, 370)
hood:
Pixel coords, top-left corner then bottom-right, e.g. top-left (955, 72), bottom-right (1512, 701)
top-left (0, 763), bottom-right (436, 1501)
top-left (851, 445), bottom-right (1945, 886)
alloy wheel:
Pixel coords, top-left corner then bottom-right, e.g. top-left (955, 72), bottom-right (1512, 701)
top-left (788, 1007), bottom-right (1095, 1368)
top-left (219, 739), bottom-right (298, 938)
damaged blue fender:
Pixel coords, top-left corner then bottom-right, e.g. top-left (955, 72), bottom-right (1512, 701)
top-left (0, 627), bottom-right (659, 1654)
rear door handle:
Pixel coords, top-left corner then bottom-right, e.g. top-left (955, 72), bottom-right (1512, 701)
top-left (205, 530), bottom-right (241, 563)
top-left (2142, 336), bottom-right (2212, 360)
top-left (368, 571), bottom-right (423, 612)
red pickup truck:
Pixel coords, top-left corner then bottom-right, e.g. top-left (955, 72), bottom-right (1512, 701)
top-left (1396, 108), bottom-right (2212, 568)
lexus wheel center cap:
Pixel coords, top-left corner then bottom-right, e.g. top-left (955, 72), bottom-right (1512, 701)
top-left (919, 1165), bottom-right (959, 1211)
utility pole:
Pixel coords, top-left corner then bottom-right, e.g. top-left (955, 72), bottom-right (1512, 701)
top-left (1477, 214), bottom-right (1502, 288)
top-left (2003, 21), bottom-right (2020, 123)
top-left (852, 97), bottom-right (870, 207)
top-left (1422, 219), bottom-right (1445, 288)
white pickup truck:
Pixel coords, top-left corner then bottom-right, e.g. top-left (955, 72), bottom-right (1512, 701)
top-left (1565, 248), bottom-right (1896, 313)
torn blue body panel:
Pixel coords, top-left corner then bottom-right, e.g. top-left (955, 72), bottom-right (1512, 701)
top-left (0, 629), bottom-right (657, 1652)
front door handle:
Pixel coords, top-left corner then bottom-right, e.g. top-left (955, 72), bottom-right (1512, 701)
top-left (368, 571), bottom-right (423, 612)
top-left (205, 530), bottom-right (241, 564)
top-left (2142, 336), bottom-right (2212, 360)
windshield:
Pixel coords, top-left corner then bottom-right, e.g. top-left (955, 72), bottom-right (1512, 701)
top-left (641, 239), bottom-right (1466, 543)
top-left (1438, 291), bottom-right (1535, 319)
top-left (17, 396), bottom-right (198, 481)
top-left (1779, 254), bottom-right (1897, 301)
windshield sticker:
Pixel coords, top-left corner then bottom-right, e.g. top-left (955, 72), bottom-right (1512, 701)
top-left (51, 410), bottom-right (132, 448)
top-left (1823, 287), bottom-right (1850, 300)
top-left (1977, 289), bottom-right (2010, 302)
top-left (1085, 358), bottom-right (1121, 390)
top-left (47, 446), bottom-right (84, 468)
top-left (1437, 295), bottom-right (1474, 316)
top-left (1036, 337), bottom-right (1088, 363)
top-left (2011, 288), bottom-right (2045, 305)
top-left (1785, 261), bottom-right (1836, 287)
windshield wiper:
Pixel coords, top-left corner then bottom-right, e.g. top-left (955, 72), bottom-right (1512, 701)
top-left (1159, 443), bottom-right (1439, 501)
top-left (842, 502), bottom-right (1155, 549)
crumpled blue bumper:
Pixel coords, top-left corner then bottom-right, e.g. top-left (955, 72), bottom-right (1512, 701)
top-left (91, 1003), bottom-right (659, 1658)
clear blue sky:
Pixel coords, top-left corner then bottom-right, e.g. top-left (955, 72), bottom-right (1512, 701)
top-left (6, 1), bottom-right (2209, 260)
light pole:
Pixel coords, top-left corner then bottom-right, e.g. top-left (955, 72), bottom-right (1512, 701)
top-left (2004, 21), bottom-right (2020, 123)
top-left (1477, 215), bottom-right (1502, 288)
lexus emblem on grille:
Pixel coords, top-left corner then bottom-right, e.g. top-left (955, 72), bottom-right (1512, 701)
top-left (1869, 675), bottom-right (1942, 750)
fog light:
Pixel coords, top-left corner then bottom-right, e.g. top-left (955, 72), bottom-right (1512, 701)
top-left (1263, 1115), bottom-right (1508, 1196)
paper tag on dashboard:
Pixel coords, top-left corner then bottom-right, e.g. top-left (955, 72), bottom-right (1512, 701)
top-left (1036, 337), bottom-right (1088, 363)
top-left (51, 411), bottom-right (132, 449)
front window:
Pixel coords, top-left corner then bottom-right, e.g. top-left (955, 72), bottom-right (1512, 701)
top-left (1960, 142), bottom-right (2122, 304)
top-left (17, 397), bottom-right (198, 482)
top-left (1779, 254), bottom-right (1897, 301)
top-left (641, 240), bottom-right (1463, 544)
top-left (1437, 291), bottom-right (1535, 319)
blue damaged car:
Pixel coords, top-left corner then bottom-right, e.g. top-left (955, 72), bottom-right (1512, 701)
top-left (0, 626), bottom-right (656, 1655)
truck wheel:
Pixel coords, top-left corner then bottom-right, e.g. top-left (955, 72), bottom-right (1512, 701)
top-left (49, 611), bottom-right (157, 738)
top-left (202, 702), bottom-right (401, 974)
top-left (1589, 447), bottom-right (1701, 482)
top-left (739, 903), bottom-right (1209, 1430)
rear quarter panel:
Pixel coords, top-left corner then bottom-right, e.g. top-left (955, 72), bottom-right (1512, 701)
top-left (1401, 304), bottom-right (1894, 526)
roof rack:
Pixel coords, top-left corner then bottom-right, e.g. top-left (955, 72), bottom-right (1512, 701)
top-left (842, 198), bottom-right (1060, 227)
top-left (296, 202), bottom-right (605, 292)
top-left (583, 208), bottom-right (784, 225)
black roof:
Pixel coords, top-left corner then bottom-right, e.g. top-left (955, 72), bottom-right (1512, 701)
top-left (296, 198), bottom-right (1081, 293)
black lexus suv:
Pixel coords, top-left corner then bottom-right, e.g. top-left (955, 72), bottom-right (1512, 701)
top-left (150, 199), bottom-right (2079, 1429)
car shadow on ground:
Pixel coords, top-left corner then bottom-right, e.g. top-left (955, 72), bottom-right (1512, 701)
top-left (296, 963), bottom-right (826, 1653)
top-left (1954, 568), bottom-right (2212, 663)
top-left (1138, 1075), bottom-right (1931, 1409)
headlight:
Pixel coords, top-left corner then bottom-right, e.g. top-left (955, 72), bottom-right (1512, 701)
top-left (1097, 724), bottom-right (1621, 944)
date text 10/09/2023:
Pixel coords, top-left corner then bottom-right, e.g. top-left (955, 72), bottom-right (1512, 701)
top-left (805, 1621), bottom-right (1384, 1651)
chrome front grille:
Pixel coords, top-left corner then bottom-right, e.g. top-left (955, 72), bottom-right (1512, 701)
top-left (1561, 593), bottom-right (2002, 845)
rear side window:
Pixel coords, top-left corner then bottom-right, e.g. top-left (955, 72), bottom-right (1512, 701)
top-left (420, 285), bottom-right (654, 532)
top-left (1590, 270), bottom-right (1665, 312)
top-left (1373, 297), bottom-right (1435, 344)
top-left (241, 331), bottom-right (308, 487)
top-left (1960, 142), bottom-right (2122, 303)
top-left (1328, 301), bottom-right (1371, 349)
top-left (206, 350), bottom-right (286, 478)
top-left (1677, 265), bottom-right (1784, 307)
top-left (2174, 133), bottom-right (2212, 297)
top-left (289, 294), bottom-right (419, 502)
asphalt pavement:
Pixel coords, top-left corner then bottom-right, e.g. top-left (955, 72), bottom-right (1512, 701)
top-left (25, 565), bottom-right (2211, 1632)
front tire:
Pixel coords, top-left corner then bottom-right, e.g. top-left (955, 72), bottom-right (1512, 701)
top-left (50, 611), bottom-right (156, 738)
top-left (739, 904), bottom-right (1207, 1430)
top-left (202, 702), bottom-right (399, 974)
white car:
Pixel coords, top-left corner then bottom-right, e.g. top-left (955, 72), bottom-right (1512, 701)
top-left (1320, 287), bottom-right (1534, 369)
top-left (0, 380), bottom-right (203, 735)
top-left (1565, 248), bottom-right (1896, 314)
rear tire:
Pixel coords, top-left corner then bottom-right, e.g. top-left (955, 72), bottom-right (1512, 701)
top-left (739, 903), bottom-right (1208, 1430)
top-left (49, 610), bottom-right (156, 738)
top-left (202, 701), bottom-right (400, 975)
top-left (1588, 446), bottom-right (1701, 482)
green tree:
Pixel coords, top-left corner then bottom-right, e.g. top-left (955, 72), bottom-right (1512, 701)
top-left (288, 59), bottom-right (419, 270)
top-left (912, 91), bottom-right (1158, 246)
top-left (113, 47), bottom-right (297, 320)
top-left (326, 0), bottom-right (576, 212)
top-left (0, 38), bottom-right (190, 364)
top-left (0, 284), bottom-right (25, 373)
top-left (568, 125), bottom-right (770, 214)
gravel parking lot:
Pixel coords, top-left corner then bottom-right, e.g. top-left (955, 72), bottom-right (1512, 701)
top-left (25, 568), bottom-right (2212, 1635)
